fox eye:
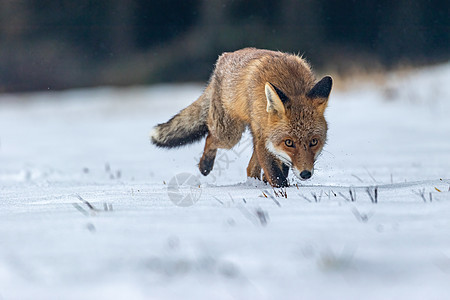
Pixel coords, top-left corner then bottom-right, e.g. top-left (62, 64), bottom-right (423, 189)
top-left (310, 138), bottom-right (318, 147)
top-left (285, 139), bottom-right (294, 147)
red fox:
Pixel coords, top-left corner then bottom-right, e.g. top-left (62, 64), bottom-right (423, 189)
top-left (151, 48), bottom-right (332, 187)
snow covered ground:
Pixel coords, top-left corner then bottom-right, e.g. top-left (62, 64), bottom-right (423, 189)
top-left (0, 63), bottom-right (449, 300)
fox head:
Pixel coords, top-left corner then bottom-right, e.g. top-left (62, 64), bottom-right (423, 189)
top-left (264, 76), bottom-right (332, 181)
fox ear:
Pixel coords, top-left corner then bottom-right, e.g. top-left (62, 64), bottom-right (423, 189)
top-left (308, 76), bottom-right (332, 99)
top-left (265, 82), bottom-right (286, 115)
top-left (307, 76), bottom-right (332, 113)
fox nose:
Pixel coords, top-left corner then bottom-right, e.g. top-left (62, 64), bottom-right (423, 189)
top-left (300, 170), bottom-right (312, 179)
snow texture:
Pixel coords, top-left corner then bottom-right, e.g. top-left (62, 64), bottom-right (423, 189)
top-left (1, 64), bottom-right (450, 299)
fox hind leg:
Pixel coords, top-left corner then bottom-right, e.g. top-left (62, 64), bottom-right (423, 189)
top-left (199, 117), bottom-right (245, 177)
top-left (199, 134), bottom-right (217, 176)
top-left (199, 123), bottom-right (245, 176)
top-left (198, 81), bottom-right (246, 176)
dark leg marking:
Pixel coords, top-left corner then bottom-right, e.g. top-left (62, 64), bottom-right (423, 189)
top-left (199, 149), bottom-right (217, 176)
top-left (267, 158), bottom-right (289, 187)
top-left (281, 163), bottom-right (289, 178)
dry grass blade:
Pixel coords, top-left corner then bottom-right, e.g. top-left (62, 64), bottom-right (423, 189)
top-left (374, 187), bottom-right (378, 203)
top-left (412, 188), bottom-right (427, 202)
top-left (77, 195), bottom-right (98, 211)
top-left (263, 190), bottom-right (281, 207)
top-left (366, 188), bottom-right (374, 203)
top-left (351, 207), bottom-right (374, 223)
top-left (365, 168), bottom-right (379, 183)
top-left (351, 174), bottom-right (364, 183)
top-left (228, 193), bottom-right (235, 203)
top-left (72, 203), bottom-right (89, 216)
top-left (338, 192), bottom-right (350, 202)
top-left (255, 208), bottom-right (269, 226)
top-left (236, 205), bottom-right (268, 227)
top-left (213, 196), bottom-right (224, 205)
top-left (76, 194), bottom-right (99, 211)
top-left (349, 188), bottom-right (356, 202)
top-left (279, 187), bottom-right (288, 198)
top-left (76, 194), bottom-right (112, 213)
top-left (366, 187), bottom-right (378, 204)
top-left (299, 194), bottom-right (312, 202)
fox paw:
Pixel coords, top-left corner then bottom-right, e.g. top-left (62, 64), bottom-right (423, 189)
top-left (263, 173), bottom-right (289, 188)
top-left (199, 155), bottom-right (215, 176)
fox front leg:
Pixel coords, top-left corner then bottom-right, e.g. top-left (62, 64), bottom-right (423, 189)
top-left (264, 159), bottom-right (289, 187)
top-left (261, 159), bottom-right (289, 187)
top-left (280, 162), bottom-right (289, 178)
top-left (255, 142), bottom-right (289, 187)
top-left (247, 148), bottom-right (289, 186)
top-left (247, 150), bottom-right (262, 179)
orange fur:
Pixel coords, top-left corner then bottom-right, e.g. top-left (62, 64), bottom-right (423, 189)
top-left (151, 48), bottom-right (333, 187)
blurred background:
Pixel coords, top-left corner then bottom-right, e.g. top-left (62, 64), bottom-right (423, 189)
top-left (0, 0), bottom-right (448, 93)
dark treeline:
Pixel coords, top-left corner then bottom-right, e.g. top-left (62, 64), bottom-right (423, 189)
top-left (0, 0), bottom-right (448, 92)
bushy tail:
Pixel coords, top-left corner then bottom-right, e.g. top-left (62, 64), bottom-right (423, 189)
top-left (151, 92), bottom-right (210, 148)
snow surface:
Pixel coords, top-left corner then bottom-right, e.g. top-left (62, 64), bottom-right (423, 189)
top-left (1, 64), bottom-right (450, 299)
